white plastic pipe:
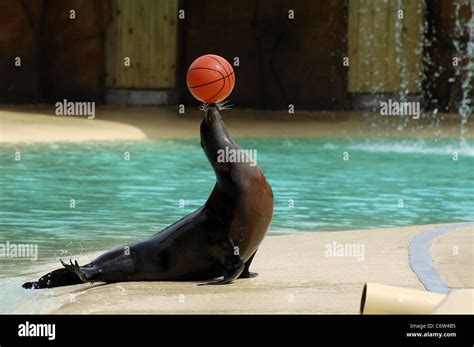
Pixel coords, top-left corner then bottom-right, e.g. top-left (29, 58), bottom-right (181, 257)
top-left (360, 283), bottom-right (446, 314)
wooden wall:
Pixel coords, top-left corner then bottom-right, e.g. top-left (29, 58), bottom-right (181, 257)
top-left (0, 0), bottom-right (43, 102)
top-left (0, 0), bottom-right (108, 103)
top-left (105, 0), bottom-right (178, 89)
top-left (41, 0), bottom-right (109, 101)
top-left (0, 0), bottom-right (471, 111)
top-left (348, 0), bottom-right (425, 93)
top-left (182, 0), bottom-right (348, 109)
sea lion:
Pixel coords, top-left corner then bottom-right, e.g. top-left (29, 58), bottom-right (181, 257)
top-left (23, 104), bottom-right (274, 289)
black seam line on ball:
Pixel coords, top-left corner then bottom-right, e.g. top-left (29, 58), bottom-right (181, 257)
top-left (188, 68), bottom-right (226, 89)
top-left (209, 56), bottom-right (231, 95)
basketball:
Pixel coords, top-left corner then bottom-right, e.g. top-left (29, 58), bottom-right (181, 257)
top-left (186, 54), bottom-right (235, 103)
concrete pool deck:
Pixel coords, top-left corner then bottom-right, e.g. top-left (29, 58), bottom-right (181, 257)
top-left (431, 226), bottom-right (474, 290)
top-left (44, 223), bottom-right (472, 314)
top-left (1, 105), bottom-right (472, 143)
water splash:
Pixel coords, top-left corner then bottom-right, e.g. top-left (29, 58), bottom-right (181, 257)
top-left (358, 1), bottom-right (472, 140)
top-left (452, 0), bottom-right (473, 145)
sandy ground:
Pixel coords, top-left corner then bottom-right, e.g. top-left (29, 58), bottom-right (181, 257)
top-left (45, 223), bottom-right (472, 314)
top-left (431, 226), bottom-right (474, 289)
top-left (0, 108), bottom-right (146, 143)
top-left (0, 105), bottom-right (472, 142)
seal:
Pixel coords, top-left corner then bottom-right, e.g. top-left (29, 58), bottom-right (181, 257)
top-left (22, 104), bottom-right (274, 289)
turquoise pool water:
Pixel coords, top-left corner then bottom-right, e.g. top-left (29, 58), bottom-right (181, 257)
top-left (0, 138), bottom-right (473, 279)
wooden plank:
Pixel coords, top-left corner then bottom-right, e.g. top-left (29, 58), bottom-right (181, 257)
top-left (105, 0), bottom-right (178, 89)
top-left (384, 0), bottom-right (400, 92)
top-left (357, 0), bottom-right (374, 92)
top-left (402, 0), bottom-right (424, 92)
top-left (371, 0), bottom-right (390, 92)
top-left (105, 0), bottom-right (118, 87)
top-left (348, 0), bottom-right (424, 93)
top-left (348, 0), bottom-right (360, 92)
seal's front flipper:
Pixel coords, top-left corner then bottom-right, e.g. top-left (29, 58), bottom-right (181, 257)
top-left (199, 257), bottom-right (244, 285)
top-left (239, 250), bottom-right (258, 279)
top-left (200, 235), bottom-right (245, 285)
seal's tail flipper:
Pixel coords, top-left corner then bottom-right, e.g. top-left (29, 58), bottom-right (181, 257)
top-left (22, 259), bottom-right (87, 289)
top-left (22, 267), bottom-right (84, 289)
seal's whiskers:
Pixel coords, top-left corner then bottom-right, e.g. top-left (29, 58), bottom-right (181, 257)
top-left (217, 100), bottom-right (233, 110)
top-left (200, 103), bottom-right (209, 112)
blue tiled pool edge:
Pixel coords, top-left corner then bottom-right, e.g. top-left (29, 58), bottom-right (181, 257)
top-left (408, 222), bottom-right (474, 294)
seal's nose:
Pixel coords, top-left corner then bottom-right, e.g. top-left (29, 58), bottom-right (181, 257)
top-left (205, 105), bottom-right (222, 124)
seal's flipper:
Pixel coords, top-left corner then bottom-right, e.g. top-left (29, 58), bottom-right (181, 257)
top-left (200, 236), bottom-right (245, 285)
top-left (61, 259), bottom-right (87, 283)
top-left (199, 258), bottom-right (244, 285)
top-left (241, 272), bottom-right (258, 278)
top-left (239, 250), bottom-right (258, 279)
top-left (22, 267), bottom-right (84, 289)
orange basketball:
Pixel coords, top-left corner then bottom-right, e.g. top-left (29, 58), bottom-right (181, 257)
top-left (187, 54), bottom-right (235, 103)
